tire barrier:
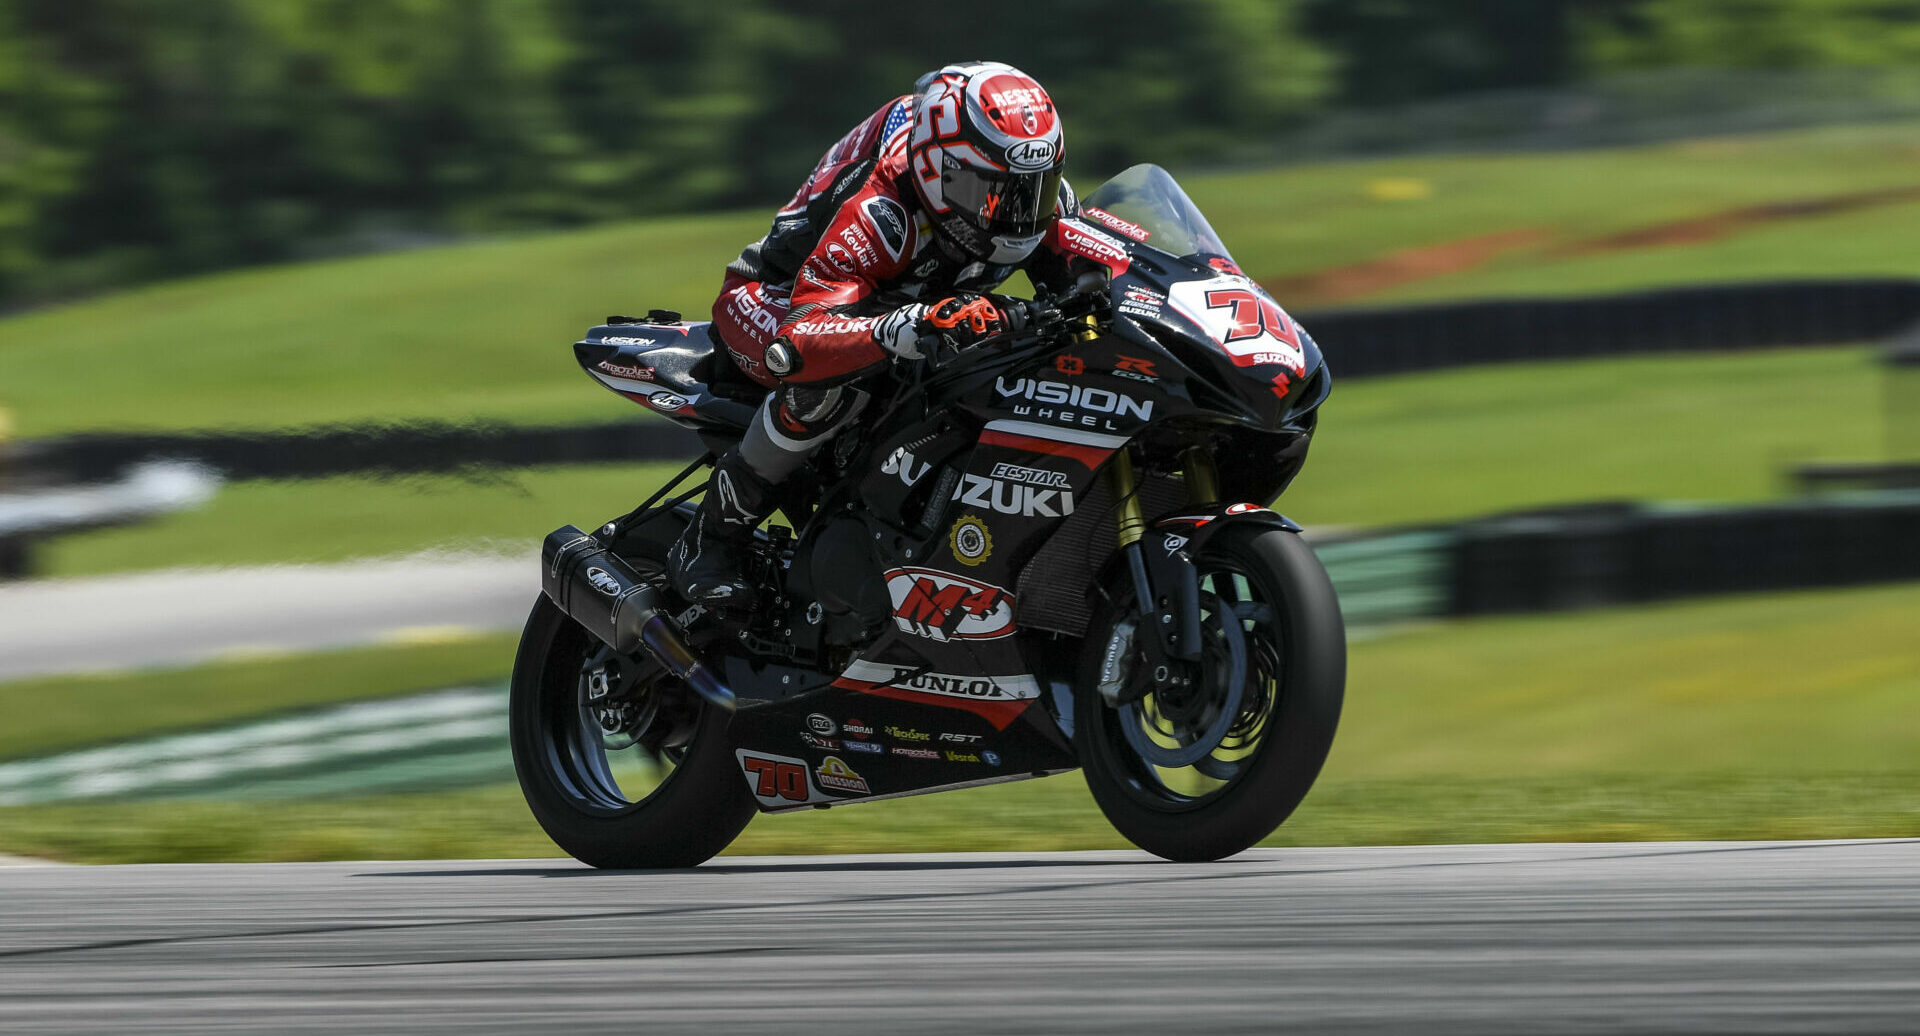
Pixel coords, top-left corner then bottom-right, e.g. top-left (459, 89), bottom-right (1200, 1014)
top-left (13, 419), bottom-right (705, 484)
top-left (1297, 279), bottom-right (1920, 378)
top-left (1445, 494), bottom-right (1920, 616)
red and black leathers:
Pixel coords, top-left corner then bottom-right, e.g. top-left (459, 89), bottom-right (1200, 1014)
top-left (712, 97), bottom-right (1085, 405)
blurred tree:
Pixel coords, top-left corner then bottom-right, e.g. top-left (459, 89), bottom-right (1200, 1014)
top-left (1302, 0), bottom-right (1598, 105)
top-left (1582, 0), bottom-right (1920, 70)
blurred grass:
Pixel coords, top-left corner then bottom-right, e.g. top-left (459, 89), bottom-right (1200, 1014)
top-left (2, 123), bottom-right (1917, 438)
top-left (0, 634), bottom-right (518, 759)
top-left (29, 345), bottom-right (1884, 575)
top-left (2, 582), bottom-right (1914, 862)
top-left (39, 461), bottom-right (685, 576)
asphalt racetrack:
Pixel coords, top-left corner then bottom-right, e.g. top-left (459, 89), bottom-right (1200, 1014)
top-left (3, 840), bottom-right (1916, 1034)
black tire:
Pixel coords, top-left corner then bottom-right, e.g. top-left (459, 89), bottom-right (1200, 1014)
top-left (510, 595), bottom-right (756, 868)
top-left (1075, 526), bottom-right (1345, 862)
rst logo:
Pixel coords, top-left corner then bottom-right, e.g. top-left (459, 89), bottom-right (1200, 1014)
top-left (885, 568), bottom-right (1016, 641)
top-left (954, 473), bottom-right (1074, 518)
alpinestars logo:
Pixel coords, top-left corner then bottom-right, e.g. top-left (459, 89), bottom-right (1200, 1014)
top-left (715, 470), bottom-right (749, 525)
top-left (885, 568), bottom-right (1015, 641)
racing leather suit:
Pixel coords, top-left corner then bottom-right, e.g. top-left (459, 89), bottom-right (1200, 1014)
top-left (711, 95), bottom-right (1083, 483)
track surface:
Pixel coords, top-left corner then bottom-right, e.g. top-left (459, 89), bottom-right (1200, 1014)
top-left (3, 841), bottom-right (1916, 1034)
top-left (0, 554), bottom-right (532, 680)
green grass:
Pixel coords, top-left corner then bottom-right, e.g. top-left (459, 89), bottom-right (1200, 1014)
top-left (3, 122), bottom-right (1917, 438)
top-left (3, 582), bottom-right (1914, 862)
top-left (38, 460), bottom-right (686, 576)
top-left (31, 345), bottom-right (1888, 575)
top-left (0, 634), bottom-right (517, 760)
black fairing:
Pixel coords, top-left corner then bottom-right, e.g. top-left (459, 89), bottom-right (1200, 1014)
top-left (563, 166), bottom-right (1331, 812)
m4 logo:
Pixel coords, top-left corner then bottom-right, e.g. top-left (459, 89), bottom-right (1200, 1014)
top-left (884, 568), bottom-right (1016, 641)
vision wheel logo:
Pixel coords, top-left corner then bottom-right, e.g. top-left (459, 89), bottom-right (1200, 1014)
top-left (950, 515), bottom-right (993, 567)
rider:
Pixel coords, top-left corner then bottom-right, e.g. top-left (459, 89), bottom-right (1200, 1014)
top-left (669, 60), bottom-right (1085, 605)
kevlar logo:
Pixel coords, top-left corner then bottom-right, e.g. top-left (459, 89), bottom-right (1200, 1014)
top-left (949, 515), bottom-right (992, 566)
top-left (885, 568), bottom-right (1015, 641)
top-left (815, 756), bottom-right (871, 795)
top-left (863, 197), bottom-right (910, 260)
top-left (955, 473), bottom-right (1074, 518)
top-left (838, 225), bottom-right (878, 268)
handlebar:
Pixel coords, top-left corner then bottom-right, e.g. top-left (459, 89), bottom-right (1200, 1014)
top-left (911, 287), bottom-right (1108, 356)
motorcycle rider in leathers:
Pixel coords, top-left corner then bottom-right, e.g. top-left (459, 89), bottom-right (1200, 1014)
top-left (669, 60), bottom-right (1094, 605)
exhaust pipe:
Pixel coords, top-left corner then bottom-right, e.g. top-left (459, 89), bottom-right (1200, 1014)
top-left (540, 525), bottom-right (735, 711)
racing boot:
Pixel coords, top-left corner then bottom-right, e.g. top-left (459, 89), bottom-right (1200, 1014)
top-left (667, 447), bottom-right (776, 608)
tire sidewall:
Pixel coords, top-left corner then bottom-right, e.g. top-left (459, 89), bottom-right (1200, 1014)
top-left (1075, 527), bottom-right (1346, 861)
top-left (510, 595), bottom-right (756, 869)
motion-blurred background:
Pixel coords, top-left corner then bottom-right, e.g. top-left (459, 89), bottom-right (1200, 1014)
top-left (1, 0), bottom-right (1916, 862)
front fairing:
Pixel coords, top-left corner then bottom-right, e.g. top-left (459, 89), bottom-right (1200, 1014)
top-left (1078, 165), bottom-right (1328, 433)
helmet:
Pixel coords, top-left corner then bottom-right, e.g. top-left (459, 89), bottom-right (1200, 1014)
top-left (908, 61), bottom-right (1065, 265)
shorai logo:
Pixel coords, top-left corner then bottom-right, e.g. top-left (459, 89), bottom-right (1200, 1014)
top-left (884, 568), bottom-right (1015, 641)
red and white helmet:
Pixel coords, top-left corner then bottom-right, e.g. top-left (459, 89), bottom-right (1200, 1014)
top-left (908, 61), bottom-right (1065, 265)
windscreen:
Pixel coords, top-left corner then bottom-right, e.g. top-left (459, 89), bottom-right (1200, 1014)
top-left (1079, 164), bottom-right (1233, 262)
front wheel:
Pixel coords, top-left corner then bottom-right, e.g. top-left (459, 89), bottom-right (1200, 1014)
top-left (509, 595), bottom-right (755, 868)
top-left (1076, 526), bottom-right (1345, 862)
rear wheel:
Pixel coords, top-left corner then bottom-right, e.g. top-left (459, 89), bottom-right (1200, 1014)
top-left (1075, 526), bottom-right (1344, 861)
top-left (509, 595), bottom-right (755, 868)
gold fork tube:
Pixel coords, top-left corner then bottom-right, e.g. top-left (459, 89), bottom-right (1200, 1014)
top-left (1110, 448), bottom-right (1145, 548)
top-left (1182, 446), bottom-right (1220, 506)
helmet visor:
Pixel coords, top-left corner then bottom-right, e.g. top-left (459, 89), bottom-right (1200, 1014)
top-left (943, 165), bottom-right (1063, 237)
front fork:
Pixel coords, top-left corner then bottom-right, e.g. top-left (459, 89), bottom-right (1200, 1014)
top-left (1108, 446), bottom-right (1216, 682)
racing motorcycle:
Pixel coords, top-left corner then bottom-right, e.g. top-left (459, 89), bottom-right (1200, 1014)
top-left (511, 164), bottom-right (1344, 867)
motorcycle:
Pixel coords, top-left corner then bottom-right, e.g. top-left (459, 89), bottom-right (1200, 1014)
top-left (510, 164), bottom-right (1344, 867)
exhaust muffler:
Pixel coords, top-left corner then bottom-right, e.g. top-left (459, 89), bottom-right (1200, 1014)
top-left (540, 525), bottom-right (735, 711)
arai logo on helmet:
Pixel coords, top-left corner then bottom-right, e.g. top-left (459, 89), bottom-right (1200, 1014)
top-left (1005, 139), bottom-right (1056, 171)
top-left (586, 567), bottom-right (622, 596)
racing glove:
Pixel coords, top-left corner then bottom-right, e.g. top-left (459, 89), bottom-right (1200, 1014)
top-left (874, 303), bottom-right (933, 360)
top-left (922, 294), bottom-right (1009, 350)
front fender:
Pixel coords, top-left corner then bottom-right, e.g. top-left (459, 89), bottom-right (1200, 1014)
top-left (1136, 503), bottom-right (1303, 661)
